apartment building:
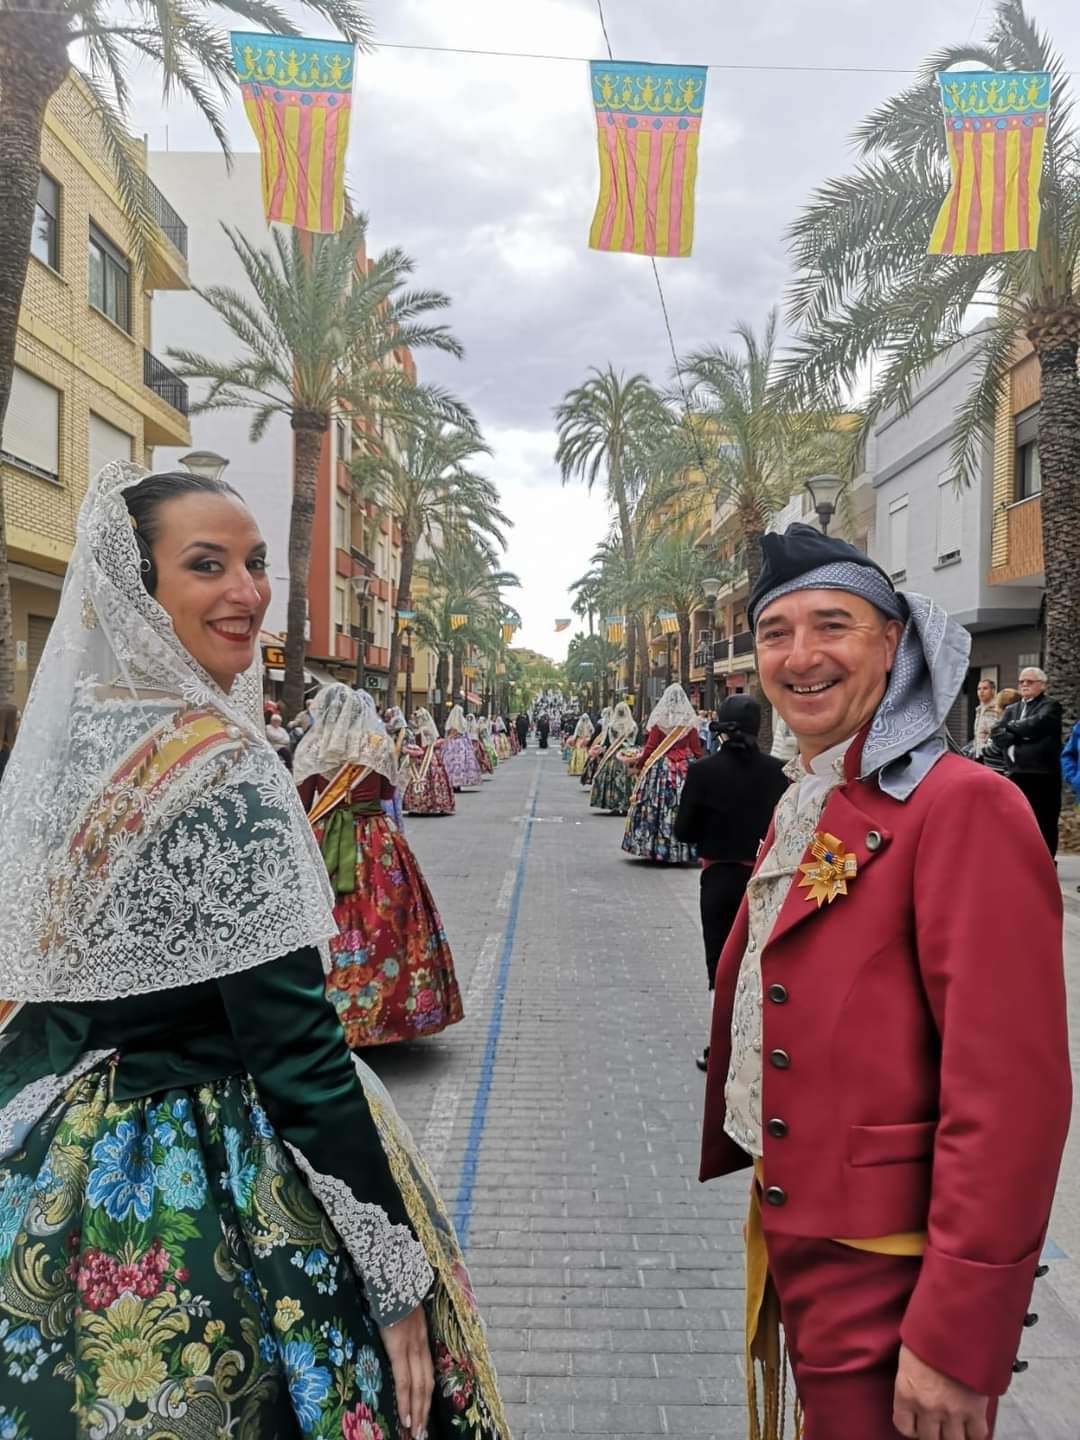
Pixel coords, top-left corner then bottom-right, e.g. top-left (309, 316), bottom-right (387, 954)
top-left (2, 73), bottom-right (191, 705)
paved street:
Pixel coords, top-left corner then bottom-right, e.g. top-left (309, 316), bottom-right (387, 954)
top-left (366, 748), bottom-right (1080, 1439)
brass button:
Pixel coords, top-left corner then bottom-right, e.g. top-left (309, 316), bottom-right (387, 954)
top-left (1024, 1312), bottom-right (1039, 1328)
top-left (865, 830), bottom-right (882, 851)
top-left (769, 1049), bottom-right (791, 1070)
top-left (766, 1118), bottom-right (789, 1139)
top-left (764, 1185), bottom-right (787, 1207)
top-left (767, 983), bottom-right (788, 1005)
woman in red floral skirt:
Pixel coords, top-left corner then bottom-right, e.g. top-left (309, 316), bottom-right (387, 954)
top-left (296, 686), bottom-right (463, 1048)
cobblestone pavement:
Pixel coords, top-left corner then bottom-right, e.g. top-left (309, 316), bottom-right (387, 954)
top-left (365, 748), bottom-right (1080, 1438)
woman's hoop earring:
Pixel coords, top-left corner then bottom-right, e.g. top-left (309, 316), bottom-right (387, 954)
top-left (140, 558), bottom-right (152, 574)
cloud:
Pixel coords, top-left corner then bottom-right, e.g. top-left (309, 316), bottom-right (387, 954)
top-left (128, 0), bottom-right (1080, 656)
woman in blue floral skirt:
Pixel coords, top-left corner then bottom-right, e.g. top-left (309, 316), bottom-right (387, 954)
top-left (622, 684), bottom-right (702, 863)
top-left (0, 465), bottom-right (509, 1440)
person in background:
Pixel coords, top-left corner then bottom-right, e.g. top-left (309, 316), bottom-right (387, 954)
top-left (674, 695), bottom-right (788, 1073)
top-left (516, 711), bottom-right (530, 750)
top-left (991, 666), bottom-right (1064, 857)
top-left (402, 708), bottom-right (455, 816)
top-left (265, 707), bottom-right (292, 766)
top-left (971, 677), bottom-right (1003, 760)
top-left (536, 712), bottom-right (550, 750)
top-left (621, 683), bottom-right (703, 863)
top-left (979, 686), bottom-right (1018, 775)
top-left (770, 710), bottom-right (799, 763)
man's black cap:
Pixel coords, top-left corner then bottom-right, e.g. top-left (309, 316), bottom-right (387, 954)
top-left (748, 523), bottom-right (895, 625)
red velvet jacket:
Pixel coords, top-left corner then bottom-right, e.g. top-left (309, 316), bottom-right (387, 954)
top-left (700, 734), bottom-right (1071, 1397)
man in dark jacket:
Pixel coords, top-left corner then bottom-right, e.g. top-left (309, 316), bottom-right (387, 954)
top-left (515, 713), bottom-right (529, 749)
top-left (674, 695), bottom-right (789, 1070)
top-left (991, 667), bottom-right (1064, 857)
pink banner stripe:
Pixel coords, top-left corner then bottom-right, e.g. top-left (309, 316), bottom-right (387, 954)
top-left (991, 129), bottom-right (1007, 252)
top-left (644, 130), bottom-right (662, 254)
top-left (598, 122), bottom-right (619, 251)
top-left (668, 127), bottom-right (687, 258)
top-left (268, 104), bottom-right (290, 220)
top-left (965, 130), bottom-right (984, 253)
top-left (622, 126), bottom-right (638, 252)
top-left (296, 106), bottom-right (314, 230)
top-left (321, 104), bottom-right (341, 231)
top-left (1017, 121), bottom-right (1033, 250)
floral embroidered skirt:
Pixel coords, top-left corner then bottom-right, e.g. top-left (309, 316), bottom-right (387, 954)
top-left (402, 753), bottom-right (455, 816)
top-left (325, 814), bottom-right (464, 1049)
top-left (494, 735), bottom-right (511, 761)
top-left (0, 1064), bottom-right (510, 1439)
top-left (473, 740), bottom-right (494, 777)
top-left (590, 755), bottom-right (634, 815)
top-left (567, 745), bottom-right (588, 776)
top-left (441, 737), bottom-right (482, 790)
top-left (621, 753), bottom-right (697, 864)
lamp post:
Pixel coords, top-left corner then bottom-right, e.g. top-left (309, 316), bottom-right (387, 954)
top-left (703, 577), bottom-right (721, 717)
top-left (179, 450), bottom-right (230, 482)
top-left (349, 574), bottom-right (372, 691)
top-left (803, 474), bottom-right (847, 536)
top-left (403, 624), bottom-right (414, 719)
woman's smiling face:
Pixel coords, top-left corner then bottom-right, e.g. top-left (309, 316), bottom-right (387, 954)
top-left (149, 491), bottom-right (270, 691)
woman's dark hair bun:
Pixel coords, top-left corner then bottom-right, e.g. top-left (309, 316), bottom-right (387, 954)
top-left (122, 471), bottom-right (241, 595)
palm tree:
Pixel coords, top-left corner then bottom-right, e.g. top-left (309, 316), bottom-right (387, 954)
top-left (169, 216), bottom-right (463, 717)
top-left (779, 0), bottom-right (1080, 719)
top-left (0, 0), bottom-right (369, 702)
top-left (569, 568), bottom-right (603, 638)
top-left (351, 413), bottom-right (508, 697)
top-left (555, 366), bottom-right (670, 699)
top-left (637, 531), bottom-right (714, 689)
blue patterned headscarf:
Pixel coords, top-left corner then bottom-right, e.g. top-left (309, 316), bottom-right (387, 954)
top-left (753, 559), bottom-right (971, 801)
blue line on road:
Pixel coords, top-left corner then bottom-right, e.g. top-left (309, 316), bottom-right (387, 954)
top-left (452, 756), bottom-right (543, 1250)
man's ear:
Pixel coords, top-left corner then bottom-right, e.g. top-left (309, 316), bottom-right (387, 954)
top-left (883, 618), bottom-right (904, 670)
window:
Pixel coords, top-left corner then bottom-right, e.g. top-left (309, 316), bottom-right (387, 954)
top-left (1, 367), bottom-right (60, 480)
top-left (1015, 405), bottom-right (1041, 500)
top-left (31, 172), bottom-right (59, 271)
top-left (335, 417), bottom-right (350, 464)
top-left (334, 582), bottom-right (348, 633)
top-left (888, 495), bottom-right (909, 583)
top-left (88, 223), bottom-right (130, 331)
top-left (935, 474), bottom-right (963, 565)
top-left (335, 497), bottom-right (349, 551)
top-left (88, 414), bottom-right (132, 480)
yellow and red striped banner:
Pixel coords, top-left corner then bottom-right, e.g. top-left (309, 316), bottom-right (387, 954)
top-left (929, 70), bottom-right (1050, 256)
top-left (231, 32), bottom-right (355, 233)
top-left (588, 62), bottom-right (707, 258)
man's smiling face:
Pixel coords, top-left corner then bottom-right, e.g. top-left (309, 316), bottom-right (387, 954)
top-left (755, 588), bottom-right (903, 761)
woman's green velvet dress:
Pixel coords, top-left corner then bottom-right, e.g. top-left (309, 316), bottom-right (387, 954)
top-left (0, 947), bottom-right (508, 1440)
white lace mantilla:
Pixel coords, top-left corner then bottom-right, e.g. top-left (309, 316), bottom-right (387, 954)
top-left (0, 1049), bottom-right (114, 1161)
top-left (287, 1143), bottom-right (434, 1327)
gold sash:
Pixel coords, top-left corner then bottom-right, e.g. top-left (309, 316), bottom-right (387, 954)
top-left (591, 734), bottom-right (632, 782)
top-left (306, 763), bottom-right (373, 828)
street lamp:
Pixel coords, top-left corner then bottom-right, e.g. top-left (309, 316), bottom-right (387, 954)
top-left (179, 450), bottom-right (230, 482)
top-left (349, 574), bottom-right (372, 691)
top-left (702, 578), bottom-right (722, 716)
top-left (403, 624), bottom-right (414, 720)
top-left (803, 474), bottom-right (846, 536)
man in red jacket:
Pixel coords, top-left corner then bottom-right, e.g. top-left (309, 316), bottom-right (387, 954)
top-left (699, 523), bottom-right (1071, 1440)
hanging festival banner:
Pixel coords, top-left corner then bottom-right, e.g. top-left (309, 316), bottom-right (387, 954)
top-left (231, 32), bottom-right (355, 233)
top-left (396, 608), bottom-right (417, 634)
top-left (496, 662), bottom-right (508, 676)
top-left (501, 621), bottom-right (517, 643)
top-left (555, 618), bottom-right (572, 632)
top-left (606, 615), bottom-right (626, 645)
top-left (461, 664), bottom-right (477, 679)
top-left (588, 61), bottom-right (708, 258)
top-left (450, 614), bottom-right (469, 630)
top-left (657, 612), bottom-right (680, 635)
top-left (929, 70), bottom-right (1051, 256)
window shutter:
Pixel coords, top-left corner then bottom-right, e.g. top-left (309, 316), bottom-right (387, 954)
top-left (27, 614), bottom-right (53, 687)
top-left (936, 476), bottom-right (963, 563)
top-left (89, 413), bottom-right (132, 481)
top-left (888, 496), bottom-right (909, 581)
top-left (3, 368), bottom-right (59, 478)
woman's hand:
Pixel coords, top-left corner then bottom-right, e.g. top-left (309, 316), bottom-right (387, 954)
top-left (380, 1305), bottom-right (434, 1440)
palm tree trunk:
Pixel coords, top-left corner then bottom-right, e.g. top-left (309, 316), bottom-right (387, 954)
top-left (678, 614), bottom-right (691, 690)
top-left (0, 20), bottom-right (71, 703)
top-left (386, 529), bottom-right (414, 699)
top-left (434, 649), bottom-right (448, 729)
top-left (1030, 326), bottom-right (1080, 728)
top-left (284, 416), bottom-right (328, 719)
top-left (742, 523), bottom-right (772, 753)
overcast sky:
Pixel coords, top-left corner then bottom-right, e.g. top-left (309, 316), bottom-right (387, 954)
top-left (130, 0), bottom-right (1080, 659)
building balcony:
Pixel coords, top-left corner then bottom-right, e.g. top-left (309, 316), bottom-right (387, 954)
top-left (143, 175), bottom-right (189, 291)
top-left (732, 629), bottom-right (755, 657)
top-left (335, 547), bottom-right (353, 578)
top-left (989, 494), bottom-right (1044, 586)
top-left (334, 632), bottom-right (357, 662)
top-left (142, 349), bottom-right (190, 446)
top-left (350, 545), bottom-right (375, 571)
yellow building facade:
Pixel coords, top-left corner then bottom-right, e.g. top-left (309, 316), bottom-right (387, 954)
top-left (2, 72), bottom-right (191, 705)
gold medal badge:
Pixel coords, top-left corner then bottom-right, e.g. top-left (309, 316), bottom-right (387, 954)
top-left (798, 831), bottom-right (857, 907)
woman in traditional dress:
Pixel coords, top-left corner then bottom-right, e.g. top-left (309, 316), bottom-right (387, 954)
top-left (478, 717), bottom-right (499, 772)
top-left (382, 705), bottom-right (412, 829)
top-left (581, 706), bottom-right (612, 787)
top-left (441, 705), bottom-right (482, 791)
top-left (622, 683), bottom-right (702, 862)
top-left (492, 715), bottom-right (512, 761)
top-left (0, 463), bottom-right (510, 1440)
top-left (467, 714), bottom-right (494, 778)
top-left (296, 687), bottom-right (463, 1051)
top-left (401, 708), bottom-right (455, 816)
top-left (567, 713), bottom-right (593, 776)
top-left (589, 702), bottom-right (639, 814)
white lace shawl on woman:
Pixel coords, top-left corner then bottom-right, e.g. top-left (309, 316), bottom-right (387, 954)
top-left (293, 684), bottom-right (399, 786)
top-left (647, 683), bottom-right (697, 734)
top-left (0, 461), bottom-right (337, 1004)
